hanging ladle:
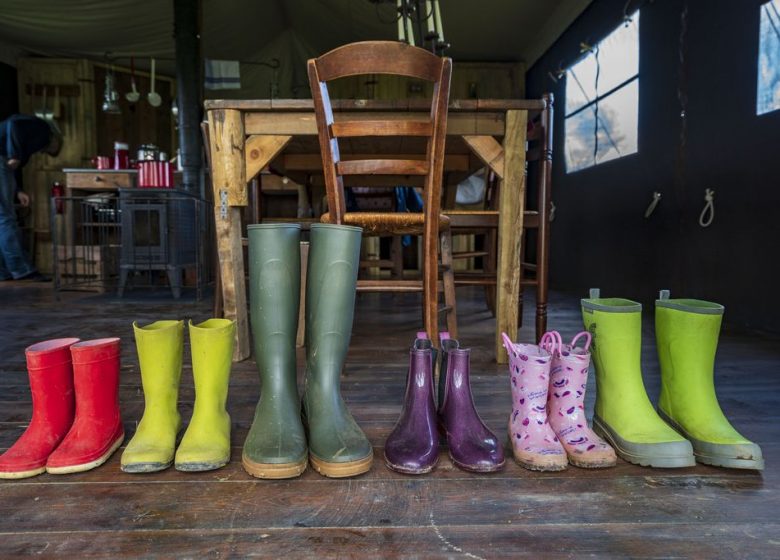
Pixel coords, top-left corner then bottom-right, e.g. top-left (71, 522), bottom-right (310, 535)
top-left (147, 57), bottom-right (162, 107)
top-left (126, 56), bottom-right (140, 103)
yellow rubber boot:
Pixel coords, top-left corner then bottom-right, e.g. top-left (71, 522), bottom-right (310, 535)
top-left (175, 319), bottom-right (235, 472)
top-left (582, 289), bottom-right (694, 468)
top-left (121, 320), bottom-right (183, 473)
top-left (656, 290), bottom-right (764, 470)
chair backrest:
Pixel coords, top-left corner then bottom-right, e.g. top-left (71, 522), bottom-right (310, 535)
top-left (307, 41), bottom-right (452, 224)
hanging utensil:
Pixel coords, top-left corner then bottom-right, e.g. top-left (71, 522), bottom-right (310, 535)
top-left (126, 56), bottom-right (140, 103)
top-left (147, 57), bottom-right (162, 107)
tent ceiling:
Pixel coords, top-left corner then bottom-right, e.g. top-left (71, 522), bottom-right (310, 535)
top-left (0, 0), bottom-right (591, 95)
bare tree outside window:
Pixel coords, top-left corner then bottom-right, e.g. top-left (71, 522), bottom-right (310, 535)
top-left (758, 0), bottom-right (780, 115)
top-left (564, 12), bottom-right (640, 173)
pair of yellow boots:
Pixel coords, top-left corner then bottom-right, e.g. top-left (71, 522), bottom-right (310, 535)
top-left (121, 319), bottom-right (235, 473)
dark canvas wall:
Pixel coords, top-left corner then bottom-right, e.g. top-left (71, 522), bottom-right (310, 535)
top-left (526, 0), bottom-right (780, 332)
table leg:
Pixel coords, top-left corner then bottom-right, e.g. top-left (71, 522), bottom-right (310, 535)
top-left (208, 109), bottom-right (251, 361)
top-left (495, 110), bottom-right (528, 363)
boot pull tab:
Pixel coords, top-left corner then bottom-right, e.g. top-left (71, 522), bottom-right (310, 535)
top-left (659, 289), bottom-right (670, 301)
top-left (539, 330), bottom-right (562, 357)
top-left (500, 332), bottom-right (514, 354)
top-left (589, 288), bottom-right (601, 299)
top-left (569, 331), bottom-right (592, 352)
top-left (416, 330), bottom-right (429, 340)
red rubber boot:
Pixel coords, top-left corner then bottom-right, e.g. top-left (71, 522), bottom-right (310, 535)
top-left (46, 338), bottom-right (125, 474)
top-left (0, 338), bottom-right (80, 479)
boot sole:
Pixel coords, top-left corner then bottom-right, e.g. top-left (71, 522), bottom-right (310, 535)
top-left (567, 456), bottom-right (617, 469)
top-left (451, 453), bottom-right (505, 473)
top-left (593, 415), bottom-right (695, 468)
top-left (0, 466), bottom-right (46, 479)
top-left (310, 452), bottom-right (373, 478)
top-left (507, 434), bottom-right (566, 472)
top-left (384, 455), bottom-right (438, 475)
top-left (242, 453), bottom-right (308, 479)
top-left (121, 460), bottom-right (173, 474)
top-left (657, 409), bottom-right (765, 471)
top-left (175, 456), bottom-right (230, 472)
top-left (46, 434), bottom-right (124, 475)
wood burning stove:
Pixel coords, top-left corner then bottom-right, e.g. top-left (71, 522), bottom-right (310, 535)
top-left (118, 188), bottom-right (199, 298)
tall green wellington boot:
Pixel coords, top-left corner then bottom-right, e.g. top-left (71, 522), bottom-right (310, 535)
top-left (174, 319), bottom-right (235, 472)
top-left (656, 290), bottom-right (764, 470)
top-left (582, 289), bottom-right (694, 468)
top-left (242, 224), bottom-right (308, 479)
top-left (303, 223), bottom-right (373, 478)
top-left (121, 320), bottom-right (184, 473)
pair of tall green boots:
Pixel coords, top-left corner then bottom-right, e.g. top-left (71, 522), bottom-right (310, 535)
top-left (121, 319), bottom-right (235, 473)
top-left (243, 223), bottom-right (372, 479)
top-left (582, 289), bottom-right (763, 470)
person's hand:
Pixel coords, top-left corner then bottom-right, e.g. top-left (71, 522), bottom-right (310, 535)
top-left (16, 191), bottom-right (30, 207)
top-left (6, 158), bottom-right (20, 170)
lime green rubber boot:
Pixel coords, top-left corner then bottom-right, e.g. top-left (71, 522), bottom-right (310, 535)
top-left (303, 223), bottom-right (373, 478)
top-left (656, 290), bottom-right (763, 470)
top-left (175, 319), bottom-right (235, 472)
top-left (242, 224), bottom-right (308, 479)
top-left (121, 320), bottom-right (184, 473)
top-left (582, 289), bottom-right (694, 468)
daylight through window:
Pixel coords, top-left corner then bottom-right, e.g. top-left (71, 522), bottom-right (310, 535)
top-left (564, 12), bottom-right (640, 173)
top-left (758, 0), bottom-right (780, 115)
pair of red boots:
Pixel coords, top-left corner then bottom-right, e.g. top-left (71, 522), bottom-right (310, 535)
top-left (0, 338), bottom-right (124, 479)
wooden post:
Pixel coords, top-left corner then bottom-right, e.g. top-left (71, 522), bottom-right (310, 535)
top-left (208, 109), bottom-right (250, 361)
top-left (495, 110), bottom-right (527, 363)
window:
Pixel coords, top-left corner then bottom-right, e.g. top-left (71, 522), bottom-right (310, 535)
top-left (758, 0), bottom-right (780, 115)
top-left (564, 12), bottom-right (640, 172)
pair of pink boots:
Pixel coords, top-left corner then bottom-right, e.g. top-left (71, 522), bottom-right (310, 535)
top-left (502, 331), bottom-right (616, 471)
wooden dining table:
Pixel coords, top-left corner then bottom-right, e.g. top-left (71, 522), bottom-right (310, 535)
top-left (205, 98), bottom-right (544, 364)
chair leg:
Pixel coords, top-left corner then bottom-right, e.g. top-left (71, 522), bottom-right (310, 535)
top-left (440, 230), bottom-right (458, 340)
top-left (485, 229), bottom-right (497, 316)
top-left (423, 232), bottom-right (439, 347)
top-left (390, 236), bottom-right (404, 279)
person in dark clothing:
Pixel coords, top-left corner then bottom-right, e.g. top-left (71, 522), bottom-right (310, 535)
top-left (0, 114), bottom-right (62, 281)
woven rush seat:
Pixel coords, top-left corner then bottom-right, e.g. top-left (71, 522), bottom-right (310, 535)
top-left (320, 212), bottom-right (450, 236)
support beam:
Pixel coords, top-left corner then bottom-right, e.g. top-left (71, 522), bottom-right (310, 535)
top-left (495, 110), bottom-right (527, 363)
top-left (173, 0), bottom-right (202, 193)
top-left (208, 109), bottom-right (250, 361)
top-left (245, 134), bottom-right (292, 181)
top-left (462, 135), bottom-right (505, 179)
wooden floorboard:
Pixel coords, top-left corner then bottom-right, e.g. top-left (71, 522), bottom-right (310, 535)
top-left (0, 284), bottom-right (778, 558)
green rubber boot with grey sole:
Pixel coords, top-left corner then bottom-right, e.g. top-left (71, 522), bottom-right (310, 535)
top-left (655, 290), bottom-right (763, 470)
top-left (582, 289), bottom-right (694, 468)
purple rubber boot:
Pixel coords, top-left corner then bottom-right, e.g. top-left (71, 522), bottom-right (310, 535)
top-left (384, 337), bottom-right (439, 474)
top-left (438, 336), bottom-right (505, 473)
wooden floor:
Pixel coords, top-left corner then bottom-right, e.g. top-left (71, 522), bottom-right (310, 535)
top-left (0, 283), bottom-right (777, 558)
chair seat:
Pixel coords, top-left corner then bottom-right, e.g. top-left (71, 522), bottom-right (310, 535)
top-left (320, 212), bottom-right (450, 236)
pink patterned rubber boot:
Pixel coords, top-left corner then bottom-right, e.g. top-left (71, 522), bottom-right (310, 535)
top-left (546, 331), bottom-right (617, 468)
top-left (502, 332), bottom-right (567, 472)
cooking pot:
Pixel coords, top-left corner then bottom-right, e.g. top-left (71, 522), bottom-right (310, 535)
top-left (137, 143), bottom-right (160, 162)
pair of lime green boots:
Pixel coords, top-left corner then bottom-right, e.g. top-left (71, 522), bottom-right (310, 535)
top-left (120, 319), bottom-right (235, 473)
top-left (582, 289), bottom-right (763, 470)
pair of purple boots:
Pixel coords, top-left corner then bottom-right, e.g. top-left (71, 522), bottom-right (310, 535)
top-left (384, 333), bottom-right (505, 474)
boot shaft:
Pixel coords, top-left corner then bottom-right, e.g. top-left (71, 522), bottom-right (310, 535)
top-left (70, 338), bottom-right (121, 420)
top-left (25, 338), bottom-right (79, 426)
top-left (655, 292), bottom-right (724, 415)
top-left (580, 294), bottom-right (651, 415)
top-left (403, 339), bottom-right (436, 411)
top-left (189, 319), bottom-right (235, 410)
top-left (305, 223), bottom-right (362, 387)
top-left (248, 224), bottom-right (300, 391)
top-left (133, 320), bottom-right (183, 412)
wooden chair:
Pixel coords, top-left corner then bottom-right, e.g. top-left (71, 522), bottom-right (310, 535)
top-left (307, 41), bottom-right (457, 342)
top-left (445, 94), bottom-right (553, 341)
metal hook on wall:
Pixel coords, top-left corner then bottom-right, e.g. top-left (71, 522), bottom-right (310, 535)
top-left (644, 191), bottom-right (661, 218)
